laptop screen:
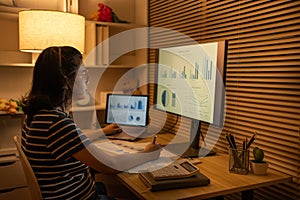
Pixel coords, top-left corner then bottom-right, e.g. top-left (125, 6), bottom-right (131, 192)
top-left (105, 94), bottom-right (149, 127)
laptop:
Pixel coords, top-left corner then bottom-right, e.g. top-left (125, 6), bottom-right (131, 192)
top-left (105, 93), bottom-right (149, 141)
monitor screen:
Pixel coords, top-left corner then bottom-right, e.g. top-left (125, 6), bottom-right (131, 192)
top-left (105, 94), bottom-right (149, 127)
top-left (154, 41), bottom-right (227, 127)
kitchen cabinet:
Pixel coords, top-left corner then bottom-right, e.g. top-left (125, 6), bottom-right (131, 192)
top-left (0, 155), bottom-right (31, 200)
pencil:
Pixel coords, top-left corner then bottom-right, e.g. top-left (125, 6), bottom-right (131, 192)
top-left (152, 135), bottom-right (157, 144)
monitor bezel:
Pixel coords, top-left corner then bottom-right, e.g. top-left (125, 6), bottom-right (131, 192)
top-left (105, 93), bottom-right (150, 127)
top-left (153, 40), bottom-right (228, 128)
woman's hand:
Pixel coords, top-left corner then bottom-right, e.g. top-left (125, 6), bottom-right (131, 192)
top-left (139, 143), bottom-right (162, 161)
top-left (102, 123), bottom-right (122, 135)
top-left (141, 143), bottom-right (162, 153)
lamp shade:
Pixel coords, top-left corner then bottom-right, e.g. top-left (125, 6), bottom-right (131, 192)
top-left (19, 10), bottom-right (85, 53)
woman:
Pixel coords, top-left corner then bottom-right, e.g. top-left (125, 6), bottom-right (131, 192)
top-left (21, 46), bottom-right (161, 200)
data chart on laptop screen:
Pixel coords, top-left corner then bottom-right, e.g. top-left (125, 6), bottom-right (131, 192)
top-left (105, 94), bottom-right (149, 127)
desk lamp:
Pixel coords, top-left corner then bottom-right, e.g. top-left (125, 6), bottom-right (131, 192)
top-left (18, 10), bottom-right (85, 63)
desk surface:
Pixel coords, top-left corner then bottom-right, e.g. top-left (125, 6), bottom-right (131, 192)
top-left (117, 151), bottom-right (291, 200)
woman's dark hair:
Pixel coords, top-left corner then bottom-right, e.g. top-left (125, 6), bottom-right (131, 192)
top-left (22, 46), bottom-right (83, 117)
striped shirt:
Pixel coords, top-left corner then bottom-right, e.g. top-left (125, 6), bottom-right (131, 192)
top-left (21, 109), bottom-right (95, 200)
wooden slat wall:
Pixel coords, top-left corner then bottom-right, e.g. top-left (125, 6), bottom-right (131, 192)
top-left (148, 0), bottom-right (300, 199)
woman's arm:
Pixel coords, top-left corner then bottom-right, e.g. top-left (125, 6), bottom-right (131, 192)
top-left (72, 144), bottom-right (119, 174)
top-left (82, 123), bottom-right (121, 141)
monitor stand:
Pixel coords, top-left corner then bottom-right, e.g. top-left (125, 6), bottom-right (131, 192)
top-left (182, 146), bottom-right (216, 158)
top-left (164, 142), bottom-right (216, 158)
top-left (164, 119), bottom-right (216, 158)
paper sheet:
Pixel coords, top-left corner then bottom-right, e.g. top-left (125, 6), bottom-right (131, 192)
top-left (94, 140), bottom-right (178, 173)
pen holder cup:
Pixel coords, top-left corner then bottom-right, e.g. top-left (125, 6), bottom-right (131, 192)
top-left (229, 147), bottom-right (249, 174)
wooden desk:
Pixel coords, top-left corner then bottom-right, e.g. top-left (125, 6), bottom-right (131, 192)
top-left (116, 153), bottom-right (291, 200)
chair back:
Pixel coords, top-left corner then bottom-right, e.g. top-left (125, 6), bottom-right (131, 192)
top-left (13, 135), bottom-right (43, 200)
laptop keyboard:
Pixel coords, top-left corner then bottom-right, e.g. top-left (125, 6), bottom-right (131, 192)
top-left (121, 126), bottom-right (146, 135)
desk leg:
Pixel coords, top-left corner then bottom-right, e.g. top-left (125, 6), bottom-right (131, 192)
top-left (242, 189), bottom-right (253, 200)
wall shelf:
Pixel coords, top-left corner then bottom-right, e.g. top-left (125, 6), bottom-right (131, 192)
top-left (0, 63), bottom-right (34, 68)
top-left (86, 20), bottom-right (144, 29)
top-left (71, 105), bottom-right (105, 112)
top-left (85, 64), bottom-right (133, 69)
top-left (0, 111), bottom-right (23, 115)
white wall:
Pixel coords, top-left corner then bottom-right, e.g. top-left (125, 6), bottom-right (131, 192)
top-left (0, 66), bottom-right (33, 99)
top-left (0, 9), bottom-right (32, 99)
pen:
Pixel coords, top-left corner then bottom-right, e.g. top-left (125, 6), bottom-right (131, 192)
top-left (225, 133), bottom-right (233, 148)
top-left (246, 132), bottom-right (256, 149)
top-left (241, 138), bottom-right (246, 161)
top-left (242, 139), bottom-right (246, 151)
top-left (226, 133), bottom-right (242, 168)
top-left (225, 133), bottom-right (234, 148)
top-left (152, 135), bottom-right (157, 144)
top-left (229, 133), bottom-right (237, 149)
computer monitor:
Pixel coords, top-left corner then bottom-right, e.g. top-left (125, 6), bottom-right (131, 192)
top-left (105, 94), bottom-right (149, 127)
top-left (154, 40), bottom-right (228, 157)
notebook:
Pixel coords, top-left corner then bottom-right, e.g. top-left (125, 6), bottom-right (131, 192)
top-left (138, 170), bottom-right (210, 191)
top-left (105, 94), bottom-right (149, 141)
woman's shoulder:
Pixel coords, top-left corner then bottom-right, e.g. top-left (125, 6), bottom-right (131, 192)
top-left (33, 109), bottom-right (70, 121)
top-left (39, 109), bottom-right (68, 116)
